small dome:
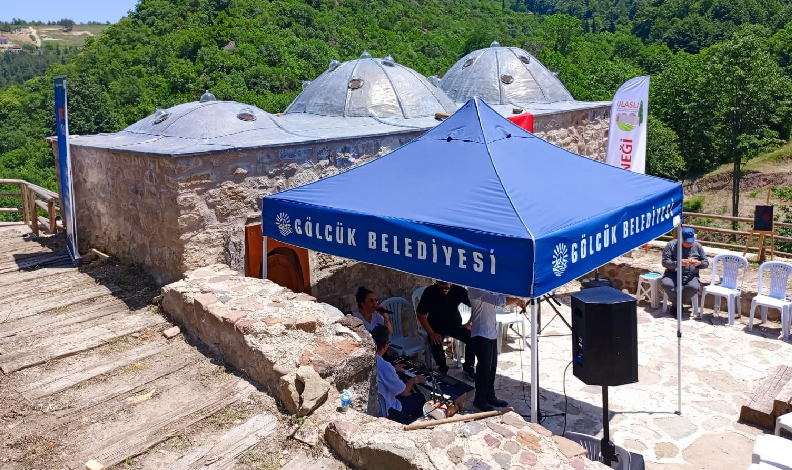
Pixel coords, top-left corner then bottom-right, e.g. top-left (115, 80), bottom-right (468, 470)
top-left (200, 90), bottom-right (216, 102)
top-left (285, 57), bottom-right (456, 119)
top-left (124, 101), bottom-right (279, 139)
top-left (440, 46), bottom-right (574, 105)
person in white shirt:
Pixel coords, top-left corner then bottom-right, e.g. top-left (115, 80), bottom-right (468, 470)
top-left (352, 286), bottom-right (393, 333)
top-left (468, 287), bottom-right (525, 412)
top-left (371, 325), bottom-right (426, 423)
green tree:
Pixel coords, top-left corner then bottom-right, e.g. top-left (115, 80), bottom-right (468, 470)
top-left (700, 27), bottom-right (792, 224)
top-left (646, 119), bottom-right (686, 181)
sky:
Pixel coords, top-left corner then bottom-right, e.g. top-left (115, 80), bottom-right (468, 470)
top-left (3, 0), bottom-right (140, 24)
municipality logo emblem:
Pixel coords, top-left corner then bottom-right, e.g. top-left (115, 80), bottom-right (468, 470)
top-left (275, 212), bottom-right (292, 237)
top-left (552, 243), bottom-right (568, 277)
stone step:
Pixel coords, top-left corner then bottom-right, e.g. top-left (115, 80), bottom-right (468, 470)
top-left (739, 365), bottom-right (792, 430)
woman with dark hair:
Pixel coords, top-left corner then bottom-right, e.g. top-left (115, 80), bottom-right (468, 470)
top-left (352, 286), bottom-right (393, 333)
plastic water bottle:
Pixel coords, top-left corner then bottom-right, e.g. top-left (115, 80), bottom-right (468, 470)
top-left (340, 389), bottom-right (352, 412)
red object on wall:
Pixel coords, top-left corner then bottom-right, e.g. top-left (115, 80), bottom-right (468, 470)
top-left (245, 224), bottom-right (311, 294)
top-left (507, 112), bottom-right (534, 132)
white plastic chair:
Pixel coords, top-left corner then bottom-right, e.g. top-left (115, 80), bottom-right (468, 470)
top-left (380, 297), bottom-right (425, 358)
top-left (749, 261), bottom-right (792, 340)
top-left (411, 286), bottom-right (426, 314)
top-left (776, 411), bottom-right (792, 436)
top-left (454, 304), bottom-right (472, 368)
top-left (753, 434), bottom-right (792, 470)
top-left (410, 286), bottom-right (432, 365)
top-left (700, 254), bottom-right (749, 325)
top-left (496, 305), bottom-right (526, 352)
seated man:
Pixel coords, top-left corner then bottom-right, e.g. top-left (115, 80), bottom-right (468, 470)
top-left (661, 227), bottom-right (709, 309)
top-left (372, 325), bottom-right (426, 423)
top-left (417, 280), bottom-right (476, 379)
top-left (352, 286), bottom-right (393, 333)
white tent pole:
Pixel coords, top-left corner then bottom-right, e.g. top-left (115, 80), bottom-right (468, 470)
top-left (262, 235), bottom-right (268, 279)
top-left (530, 299), bottom-right (539, 423)
top-left (676, 227), bottom-right (682, 415)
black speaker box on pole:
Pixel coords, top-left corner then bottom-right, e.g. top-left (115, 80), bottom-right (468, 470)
top-left (571, 286), bottom-right (638, 386)
top-left (754, 205), bottom-right (774, 232)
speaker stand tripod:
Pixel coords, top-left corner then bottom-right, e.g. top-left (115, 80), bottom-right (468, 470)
top-left (742, 229), bottom-right (777, 263)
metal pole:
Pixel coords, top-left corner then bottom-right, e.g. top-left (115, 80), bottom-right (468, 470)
top-left (676, 227), bottom-right (683, 415)
top-left (601, 385), bottom-right (616, 465)
top-left (262, 235), bottom-right (268, 280)
top-left (530, 299), bottom-right (538, 423)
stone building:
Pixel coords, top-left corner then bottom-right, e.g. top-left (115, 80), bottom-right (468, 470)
top-left (52, 47), bottom-right (610, 310)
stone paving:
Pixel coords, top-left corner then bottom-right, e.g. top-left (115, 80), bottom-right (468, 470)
top-left (442, 280), bottom-right (791, 470)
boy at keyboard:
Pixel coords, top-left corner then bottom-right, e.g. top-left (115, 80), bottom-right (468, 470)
top-left (372, 325), bottom-right (427, 423)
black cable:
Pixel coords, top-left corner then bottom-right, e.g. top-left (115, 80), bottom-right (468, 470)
top-left (562, 359), bottom-right (573, 436)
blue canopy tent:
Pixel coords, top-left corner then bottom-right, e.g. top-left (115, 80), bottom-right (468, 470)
top-left (262, 98), bottom-right (685, 422)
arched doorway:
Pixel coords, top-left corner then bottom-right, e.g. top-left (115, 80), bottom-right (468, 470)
top-left (244, 224), bottom-right (311, 294)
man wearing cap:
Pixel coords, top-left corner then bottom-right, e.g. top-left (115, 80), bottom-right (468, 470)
top-left (661, 227), bottom-right (709, 309)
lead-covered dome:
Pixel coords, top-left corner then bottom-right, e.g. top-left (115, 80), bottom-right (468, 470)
top-left (440, 45), bottom-right (574, 105)
top-left (285, 55), bottom-right (456, 119)
top-left (124, 100), bottom-right (280, 139)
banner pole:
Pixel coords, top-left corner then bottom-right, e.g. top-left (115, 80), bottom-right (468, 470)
top-left (54, 76), bottom-right (82, 266)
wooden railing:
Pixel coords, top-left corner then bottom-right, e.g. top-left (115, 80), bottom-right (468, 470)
top-left (0, 179), bottom-right (60, 236)
top-left (657, 211), bottom-right (792, 256)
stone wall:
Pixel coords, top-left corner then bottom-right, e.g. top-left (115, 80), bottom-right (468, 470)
top-left (324, 410), bottom-right (608, 470)
top-left (533, 106), bottom-right (610, 162)
top-left (61, 130), bottom-right (421, 285)
top-left (63, 145), bottom-right (183, 283)
top-left (161, 264), bottom-right (379, 415)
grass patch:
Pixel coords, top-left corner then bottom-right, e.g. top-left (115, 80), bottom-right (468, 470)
top-left (116, 362), bottom-right (148, 375)
top-left (237, 449), bottom-right (280, 470)
top-left (683, 196), bottom-right (705, 213)
top-left (210, 405), bottom-right (247, 427)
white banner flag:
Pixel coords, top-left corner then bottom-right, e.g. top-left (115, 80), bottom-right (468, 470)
top-left (605, 76), bottom-right (650, 174)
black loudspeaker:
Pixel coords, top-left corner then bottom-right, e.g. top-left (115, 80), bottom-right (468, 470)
top-left (754, 205), bottom-right (774, 231)
top-left (571, 286), bottom-right (638, 386)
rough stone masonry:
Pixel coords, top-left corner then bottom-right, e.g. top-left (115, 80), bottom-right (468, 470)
top-left (161, 264), bottom-right (379, 415)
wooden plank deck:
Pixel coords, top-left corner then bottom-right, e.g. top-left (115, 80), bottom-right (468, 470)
top-left (0, 228), bottom-right (286, 470)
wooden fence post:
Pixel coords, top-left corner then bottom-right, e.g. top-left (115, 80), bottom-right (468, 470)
top-left (47, 199), bottom-right (56, 234)
top-left (28, 188), bottom-right (38, 236)
top-left (20, 183), bottom-right (29, 225)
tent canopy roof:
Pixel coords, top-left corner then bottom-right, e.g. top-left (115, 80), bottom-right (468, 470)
top-left (263, 98), bottom-right (682, 296)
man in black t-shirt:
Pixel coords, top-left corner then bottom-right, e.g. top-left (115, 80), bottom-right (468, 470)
top-left (417, 280), bottom-right (476, 379)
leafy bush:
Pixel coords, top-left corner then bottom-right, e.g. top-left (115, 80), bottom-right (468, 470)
top-left (772, 186), bottom-right (792, 252)
top-left (683, 196), bottom-right (706, 213)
